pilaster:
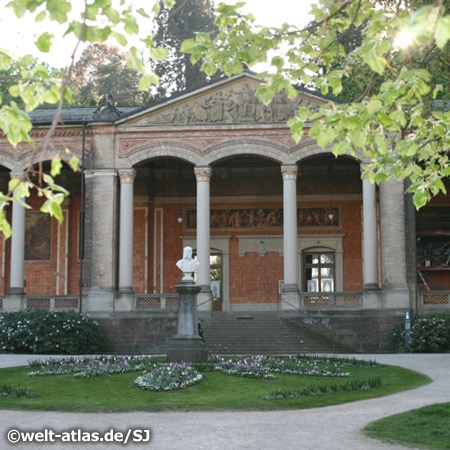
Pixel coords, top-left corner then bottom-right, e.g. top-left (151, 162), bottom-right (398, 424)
top-left (379, 178), bottom-right (410, 308)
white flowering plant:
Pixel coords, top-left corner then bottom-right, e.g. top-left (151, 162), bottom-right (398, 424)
top-left (134, 362), bottom-right (202, 391)
top-left (0, 310), bottom-right (103, 354)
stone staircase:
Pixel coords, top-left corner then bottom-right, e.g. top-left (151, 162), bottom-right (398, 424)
top-left (201, 312), bottom-right (354, 355)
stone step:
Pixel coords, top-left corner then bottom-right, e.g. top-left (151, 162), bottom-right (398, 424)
top-left (200, 312), bottom-right (353, 355)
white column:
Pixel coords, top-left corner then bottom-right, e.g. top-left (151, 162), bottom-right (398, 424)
top-left (362, 178), bottom-right (379, 289)
top-left (9, 191), bottom-right (26, 295)
top-left (194, 166), bottom-right (212, 310)
top-left (281, 164), bottom-right (300, 307)
top-left (118, 170), bottom-right (135, 293)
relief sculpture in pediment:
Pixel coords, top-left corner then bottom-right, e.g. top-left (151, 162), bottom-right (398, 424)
top-left (140, 84), bottom-right (320, 125)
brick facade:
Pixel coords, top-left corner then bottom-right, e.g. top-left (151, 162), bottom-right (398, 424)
top-left (0, 72), bottom-right (448, 318)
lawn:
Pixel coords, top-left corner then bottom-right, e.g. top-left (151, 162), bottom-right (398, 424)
top-left (0, 356), bottom-right (431, 413)
top-left (363, 403), bottom-right (450, 450)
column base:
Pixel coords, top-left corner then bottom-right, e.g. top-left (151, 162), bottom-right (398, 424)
top-left (87, 288), bottom-right (114, 313)
top-left (114, 292), bottom-right (134, 312)
top-left (363, 289), bottom-right (382, 308)
top-left (167, 336), bottom-right (208, 363)
top-left (197, 286), bottom-right (212, 311)
top-left (383, 286), bottom-right (411, 309)
top-left (3, 294), bottom-right (24, 311)
top-left (364, 283), bottom-right (380, 290)
top-left (281, 285), bottom-right (300, 310)
top-left (8, 287), bottom-right (24, 295)
top-left (118, 287), bottom-right (134, 294)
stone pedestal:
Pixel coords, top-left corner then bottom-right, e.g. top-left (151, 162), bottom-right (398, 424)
top-left (167, 281), bottom-right (208, 362)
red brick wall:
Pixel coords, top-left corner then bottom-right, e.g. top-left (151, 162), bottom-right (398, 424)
top-left (144, 197), bottom-right (364, 303)
top-left (2, 181), bottom-right (364, 300)
top-left (23, 195), bottom-right (60, 295)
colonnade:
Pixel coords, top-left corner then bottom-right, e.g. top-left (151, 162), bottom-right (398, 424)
top-left (7, 163), bottom-right (410, 310)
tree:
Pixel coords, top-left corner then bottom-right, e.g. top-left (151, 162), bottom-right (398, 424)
top-left (0, 54), bottom-right (60, 108)
top-left (0, 0), bottom-right (174, 237)
top-left (182, 0), bottom-right (450, 208)
top-left (333, 0), bottom-right (450, 104)
top-left (152, 0), bottom-right (220, 98)
top-left (68, 43), bottom-right (152, 106)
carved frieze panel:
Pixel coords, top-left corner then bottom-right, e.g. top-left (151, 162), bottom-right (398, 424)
top-left (184, 206), bottom-right (340, 230)
top-left (134, 79), bottom-right (323, 126)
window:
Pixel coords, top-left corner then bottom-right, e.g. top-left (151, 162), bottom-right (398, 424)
top-left (304, 252), bottom-right (335, 292)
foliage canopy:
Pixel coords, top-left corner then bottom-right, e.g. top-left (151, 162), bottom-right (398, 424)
top-left (0, 0), bottom-right (449, 237)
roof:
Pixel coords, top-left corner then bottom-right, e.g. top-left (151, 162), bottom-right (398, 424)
top-left (26, 72), bottom-right (342, 126)
top-left (27, 106), bottom-right (139, 125)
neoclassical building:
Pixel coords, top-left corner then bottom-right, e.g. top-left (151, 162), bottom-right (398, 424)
top-left (0, 73), bottom-right (449, 352)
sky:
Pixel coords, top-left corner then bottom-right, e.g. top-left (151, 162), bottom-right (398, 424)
top-left (0, 0), bottom-right (315, 69)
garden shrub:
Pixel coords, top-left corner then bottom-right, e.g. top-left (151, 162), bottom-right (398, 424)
top-left (410, 315), bottom-right (450, 353)
top-left (0, 310), bottom-right (104, 354)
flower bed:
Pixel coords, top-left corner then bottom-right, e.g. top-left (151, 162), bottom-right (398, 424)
top-left (212, 355), bottom-right (351, 379)
top-left (214, 357), bottom-right (276, 379)
top-left (28, 355), bottom-right (158, 378)
top-left (134, 363), bottom-right (202, 391)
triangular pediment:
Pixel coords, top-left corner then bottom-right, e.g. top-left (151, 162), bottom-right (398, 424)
top-left (118, 73), bottom-right (329, 127)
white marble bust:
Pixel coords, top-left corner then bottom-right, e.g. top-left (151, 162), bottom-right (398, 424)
top-left (176, 246), bottom-right (200, 281)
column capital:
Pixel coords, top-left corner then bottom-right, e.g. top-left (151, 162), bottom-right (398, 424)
top-left (10, 171), bottom-right (24, 179)
top-left (118, 169), bottom-right (136, 184)
top-left (194, 166), bottom-right (212, 182)
top-left (281, 164), bottom-right (298, 181)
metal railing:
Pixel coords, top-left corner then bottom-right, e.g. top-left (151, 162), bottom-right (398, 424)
top-left (420, 291), bottom-right (450, 307)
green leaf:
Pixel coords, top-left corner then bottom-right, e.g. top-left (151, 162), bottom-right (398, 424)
top-left (317, 128), bottom-right (337, 148)
top-left (367, 100), bottom-right (382, 116)
top-left (435, 16), bottom-right (450, 49)
top-left (126, 48), bottom-right (145, 73)
top-left (111, 31), bottom-right (128, 46)
top-left (390, 110), bottom-right (406, 127)
top-left (35, 10), bottom-right (47, 22)
top-left (138, 73), bottom-right (159, 91)
top-left (181, 38), bottom-right (196, 53)
top-left (69, 156), bottom-right (79, 172)
top-left (343, 116), bottom-right (361, 130)
top-left (0, 212), bottom-right (12, 239)
top-left (150, 47), bottom-right (167, 61)
top-left (361, 46), bottom-right (385, 75)
top-left (51, 155), bottom-right (62, 177)
top-left (137, 7), bottom-right (149, 18)
top-left (0, 51), bottom-right (12, 70)
top-left (350, 129), bottom-right (366, 148)
top-left (256, 85), bottom-right (275, 105)
top-left (35, 32), bottom-right (54, 52)
top-left (46, 0), bottom-right (71, 24)
top-left (413, 190), bottom-right (428, 209)
top-left (332, 141), bottom-right (349, 156)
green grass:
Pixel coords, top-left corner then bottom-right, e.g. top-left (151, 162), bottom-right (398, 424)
top-left (0, 363), bottom-right (430, 412)
top-left (363, 403), bottom-right (450, 450)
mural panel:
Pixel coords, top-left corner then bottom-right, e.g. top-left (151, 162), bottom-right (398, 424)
top-left (25, 213), bottom-right (51, 261)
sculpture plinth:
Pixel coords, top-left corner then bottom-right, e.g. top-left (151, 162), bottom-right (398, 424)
top-left (167, 280), bottom-right (208, 363)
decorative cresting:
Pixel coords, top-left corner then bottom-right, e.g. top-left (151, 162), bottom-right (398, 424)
top-left (281, 164), bottom-right (298, 180)
top-left (138, 84), bottom-right (320, 125)
top-left (118, 169), bottom-right (136, 184)
top-left (194, 166), bottom-right (212, 182)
